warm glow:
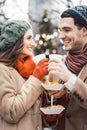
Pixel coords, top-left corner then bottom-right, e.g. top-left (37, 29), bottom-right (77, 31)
top-left (42, 33), bottom-right (46, 39)
top-left (53, 32), bottom-right (58, 37)
top-left (35, 34), bottom-right (40, 41)
top-left (39, 40), bottom-right (43, 45)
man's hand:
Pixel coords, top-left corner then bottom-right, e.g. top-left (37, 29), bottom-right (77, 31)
top-left (47, 88), bottom-right (67, 99)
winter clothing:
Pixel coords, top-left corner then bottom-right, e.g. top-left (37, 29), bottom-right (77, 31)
top-left (52, 65), bottom-right (87, 130)
top-left (62, 5), bottom-right (87, 28)
top-left (65, 65), bottom-right (87, 130)
top-left (0, 62), bottom-right (43, 130)
top-left (16, 56), bottom-right (48, 81)
top-left (65, 43), bottom-right (87, 74)
top-left (0, 20), bottom-right (31, 50)
top-left (16, 56), bottom-right (36, 78)
top-left (32, 58), bottom-right (49, 80)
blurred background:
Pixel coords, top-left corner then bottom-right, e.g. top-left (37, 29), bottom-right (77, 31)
top-left (0, 0), bottom-right (87, 55)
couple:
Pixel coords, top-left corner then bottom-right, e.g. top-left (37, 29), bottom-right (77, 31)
top-left (0, 5), bottom-right (87, 130)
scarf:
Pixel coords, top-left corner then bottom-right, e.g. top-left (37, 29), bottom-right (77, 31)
top-left (65, 43), bottom-right (87, 74)
top-left (16, 56), bottom-right (36, 78)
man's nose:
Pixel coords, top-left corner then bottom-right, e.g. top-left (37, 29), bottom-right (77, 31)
top-left (59, 31), bottom-right (66, 40)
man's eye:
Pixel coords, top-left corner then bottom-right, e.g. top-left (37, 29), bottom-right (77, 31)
top-left (64, 29), bottom-right (71, 33)
top-left (65, 29), bottom-right (70, 31)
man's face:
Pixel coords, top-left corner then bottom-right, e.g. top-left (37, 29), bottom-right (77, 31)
top-left (59, 17), bottom-right (84, 52)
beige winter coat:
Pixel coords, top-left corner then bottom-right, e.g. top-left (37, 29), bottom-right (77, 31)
top-left (49, 65), bottom-right (87, 130)
top-left (0, 63), bottom-right (44, 130)
top-left (65, 65), bottom-right (87, 130)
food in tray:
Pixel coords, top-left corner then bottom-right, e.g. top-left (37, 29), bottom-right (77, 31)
top-left (40, 105), bottom-right (65, 114)
top-left (43, 105), bottom-right (63, 109)
top-left (45, 81), bottom-right (59, 85)
top-left (41, 80), bottom-right (64, 90)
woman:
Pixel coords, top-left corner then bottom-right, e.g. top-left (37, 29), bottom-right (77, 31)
top-left (0, 20), bottom-right (49, 130)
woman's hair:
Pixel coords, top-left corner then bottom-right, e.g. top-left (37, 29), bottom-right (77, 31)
top-left (61, 12), bottom-right (84, 30)
top-left (0, 36), bottom-right (24, 66)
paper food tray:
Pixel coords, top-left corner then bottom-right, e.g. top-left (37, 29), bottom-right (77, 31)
top-left (41, 83), bottom-right (64, 90)
top-left (40, 105), bottom-right (65, 115)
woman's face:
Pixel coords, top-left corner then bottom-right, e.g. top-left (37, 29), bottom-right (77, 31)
top-left (21, 29), bottom-right (36, 58)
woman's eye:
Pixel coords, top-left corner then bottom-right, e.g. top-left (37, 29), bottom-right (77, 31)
top-left (28, 36), bottom-right (32, 40)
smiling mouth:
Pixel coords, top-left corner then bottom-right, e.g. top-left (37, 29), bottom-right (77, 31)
top-left (28, 48), bottom-right (33, 50)
top-left (63, 40), bottom-right (70, 45)
top-left (63, 42), bottom-right (67, 46)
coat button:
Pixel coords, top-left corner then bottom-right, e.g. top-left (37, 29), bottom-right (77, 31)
top-left (66, 114), bottom-right (71, 119)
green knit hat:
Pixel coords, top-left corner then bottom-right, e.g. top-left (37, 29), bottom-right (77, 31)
top-left (0, 20), bottom-right (31, 50)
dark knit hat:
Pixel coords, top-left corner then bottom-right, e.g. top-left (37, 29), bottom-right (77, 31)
top-left (0, 20), bottom-right (31, 50)
top-left (61, 5), bottom-right (87, 28)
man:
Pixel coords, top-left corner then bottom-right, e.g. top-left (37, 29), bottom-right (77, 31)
top-left (48, 5), bottom-right (87, 130)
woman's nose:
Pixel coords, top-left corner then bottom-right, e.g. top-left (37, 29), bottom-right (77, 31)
top-left (32, 39), bottom-right (37, 47)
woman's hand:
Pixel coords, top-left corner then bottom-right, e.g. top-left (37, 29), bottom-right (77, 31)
top-left (33, 58), bottom-right (49, 80)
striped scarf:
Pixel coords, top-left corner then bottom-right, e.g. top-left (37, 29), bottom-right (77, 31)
top-left (65, 43), bottom-right (87, 74)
